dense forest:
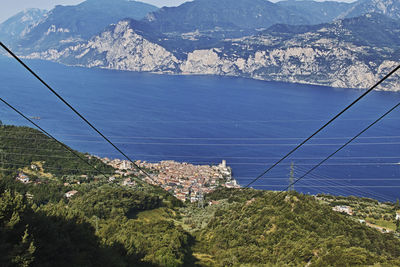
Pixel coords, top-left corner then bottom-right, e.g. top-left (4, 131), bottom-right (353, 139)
top-left (1, 125), bottom-right (400, 266)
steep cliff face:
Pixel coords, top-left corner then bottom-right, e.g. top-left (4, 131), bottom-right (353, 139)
top-left (179, 45), bottom-right (399, 91)
top-left (27, 21), bottom-right (180, 73)
top-left (25, 15), bottom-right (400, 91)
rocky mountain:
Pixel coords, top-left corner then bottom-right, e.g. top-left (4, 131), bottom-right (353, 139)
top-left (277, 0), bottom-right (400, 22)
top-left (277, 0), bottom-right (353, 24)
top-left (195, 13), bottom-right (400, 90)
top-left (26, 13), bottom-right (400, 91)
top-left (11, 0), bottom-right (158, 53)
top-left (143, 0), bottom-right (388, 36)
top-left (0, 9), bottom-right (47, 44)
top-left (343, 0), bottom-right (400, 20)
top-left (3, 0), bottom-right (400, 91)
top-left (27, 20), bottom-right (180, 73)
top-left (143, 0), bottom-right (310, 33)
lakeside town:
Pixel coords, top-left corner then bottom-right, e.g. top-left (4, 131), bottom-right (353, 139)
top-left (13, 155), bottom-right (240, 203)
top-left (96, 157), bottom-right (240, 202)
top-left (14, 157), bottom-right (400, 237)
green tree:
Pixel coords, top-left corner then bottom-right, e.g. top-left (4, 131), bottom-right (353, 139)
top-left (11, 227), bottom-right (36, 267)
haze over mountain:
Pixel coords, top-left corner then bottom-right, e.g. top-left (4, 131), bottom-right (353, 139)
top-left (343, 0), bottom-right (400, 19)
top-left (1, 0), bottom-right (399, 91)
top-left (143, 0), bottom-right (309, 33)
top-left (14, 0), bottom-right (158, 52)
top-left (25, 13), bottom-right (400, 91)
top-left (277, 0), bottom-right (353, 24)
top-left (0, 9), bottom-right (47, 44)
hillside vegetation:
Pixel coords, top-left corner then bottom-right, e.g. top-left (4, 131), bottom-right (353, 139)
top-left (193, 189), bottom-right (400, 266)
top-left (0, 125), bottom-right (113, 176)
top-left (1, 125), bottom-right (400, 266)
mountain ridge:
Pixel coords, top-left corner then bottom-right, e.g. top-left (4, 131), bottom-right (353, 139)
top-left (2, 0), bottom-right (400, 91)
top-left (143, 0), bottom-right (309, 33)
top-left (24, 13), bottom-right (400, 91)
top-left (0, 8), bottom-right (47, 45)
top-left (11, 0), bottom-right (158, 53)
top-left (343, 0), bottom-right (400, 20)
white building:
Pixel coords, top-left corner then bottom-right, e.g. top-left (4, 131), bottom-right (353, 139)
top-left (65, 190), bottom-right (78, 199)
top-left (332, 205), bottom-right (353, 216)
top-left (16, 173), bottom-right (30, 184)
top-left (122, 178), bottom-right (136, 187)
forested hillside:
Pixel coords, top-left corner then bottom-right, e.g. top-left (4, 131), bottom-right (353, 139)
top-left (1, 125), bottom-right (400, 266)
top-left (193, 189), bottom-right (400, 266)
top-left (0, 125), bottom-right (113, 176)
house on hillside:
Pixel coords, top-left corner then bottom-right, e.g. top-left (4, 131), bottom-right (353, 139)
top-left (332, 205), bottom-right (353, 216)
top-left (176, 193), bottom-right (187, 202)
top-left (122, 178), bottom-right (136, 187)
top-left (16, 173), bottom-right (30, 184)
top-left (208, 200), bottom-right (220, 206)
top-left (65, 190), bottom-right (78, 199)
top-left (396, 211), bottom-right (400, 220)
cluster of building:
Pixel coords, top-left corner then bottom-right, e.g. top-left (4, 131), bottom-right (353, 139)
top-left (332, 205), bottom-right (354, 216)
top-left (138, 160), bottom-right (239, 202)
top-left (97, 156), bottom-right (240, 202)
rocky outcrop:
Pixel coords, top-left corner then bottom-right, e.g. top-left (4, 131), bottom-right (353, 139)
top-left (179, 46), bottom-right (400, 91)
top-left (25, 15), bottom-right (400, 91)
top-left (27, 21), bottom-right (180, 73)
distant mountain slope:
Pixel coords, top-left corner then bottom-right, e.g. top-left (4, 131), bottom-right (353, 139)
top-left (343, 0), bottom-right (400, 20)
top-left (27, 20), bottom-right (180, 73)
top-left (28, 13), bottom-right (400, 91)
top-left (277, 0), bottom-right (353, 24)
top-left (180, 13), bottom-right (400, 90)
top-left (13, 0), bottom-right (158, 53)
top-left (143, 0), bottom-right (309, 33)
top-left (265, 13), bottom-right (400, 49)
top-left (0, 9), bottom-right (47, 44)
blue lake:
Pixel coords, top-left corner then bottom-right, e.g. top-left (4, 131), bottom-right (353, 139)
top-left (1, 55), bottom-right (400, 202)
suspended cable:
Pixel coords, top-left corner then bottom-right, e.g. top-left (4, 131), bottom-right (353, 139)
top-left (4, 136), bottom-right (400, 146)
top-left (1, 148), bottom-right (400, 161)
top-left (3, 130), bottom-right (400, 140)
top-left (0, 161), bottom-right (110, 173)
top-left (0, 42), bottom-right (155, 183)
top-left (0, 97), bottom-right (111, 179)
top-left (293, 165), bottom-right (394, 202)
top-left (3, 116), bottom-right (400, 123)
top-left (2, 146), bottom-right (400, 161)
top-left (245, 64), bottom-right (400, 188)
top-left (279, 101), bottom-right (400, 195)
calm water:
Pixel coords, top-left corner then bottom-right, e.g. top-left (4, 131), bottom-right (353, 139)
top-left (1, 56), bottom-right (400, 202)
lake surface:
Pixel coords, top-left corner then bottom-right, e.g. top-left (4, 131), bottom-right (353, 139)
top-left (1, 55), bottom-right (400, 202)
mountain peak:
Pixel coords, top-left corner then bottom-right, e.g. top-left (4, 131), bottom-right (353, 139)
top-left (344, 0), bottom-right (400, 20)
